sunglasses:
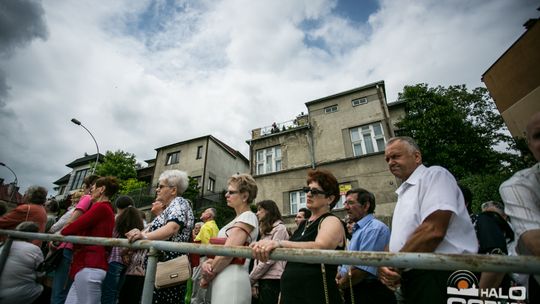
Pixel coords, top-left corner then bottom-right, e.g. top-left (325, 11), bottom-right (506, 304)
top-left (302, 187), bottom-right (327, 196)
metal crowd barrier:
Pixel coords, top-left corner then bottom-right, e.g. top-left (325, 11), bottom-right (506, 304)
top-left (1, 229), bottom-right (540, 304)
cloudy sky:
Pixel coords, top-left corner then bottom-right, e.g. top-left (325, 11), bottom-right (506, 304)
top-left (0, 0), bottom-right (538, 195)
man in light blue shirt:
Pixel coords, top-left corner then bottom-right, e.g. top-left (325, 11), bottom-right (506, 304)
top-left (336, 188), bottom-right (396, 304)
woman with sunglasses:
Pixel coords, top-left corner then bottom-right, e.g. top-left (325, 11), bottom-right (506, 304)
top-left (252, 169), bottom-right (346, 304)
top-left (126, 169), bottom-right (195, 304)
top-left (200, 173), bottom-right (259, 304)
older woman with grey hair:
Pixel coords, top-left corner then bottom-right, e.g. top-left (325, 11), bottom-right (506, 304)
top-left (126, 169), bottom-right (195, 304)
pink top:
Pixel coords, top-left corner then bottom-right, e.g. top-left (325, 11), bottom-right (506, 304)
top-left (58, 195), bottom-right (93, 250)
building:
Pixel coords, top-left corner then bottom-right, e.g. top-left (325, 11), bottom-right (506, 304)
top-left (247, 81), bottom-right (405, 225)
top-left (152, 135), bottom-right (250, 209)
top-left (53, 153), bottom-right (104, 200)
top-left (0, 178), bottom-right (22, 208)
top-left (482, 15), bottom-right (540, 138)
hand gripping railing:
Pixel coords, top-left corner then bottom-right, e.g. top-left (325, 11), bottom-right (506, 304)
top-left (1, 229), bottom-right (539, 304)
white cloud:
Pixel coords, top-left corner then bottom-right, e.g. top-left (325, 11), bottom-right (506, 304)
top-left (0, 0), bottom-right (537, 195)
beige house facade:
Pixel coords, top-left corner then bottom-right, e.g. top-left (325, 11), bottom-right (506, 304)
top-left (248, 81), bottom-right (405, 225)
top-left (153, 135), bottom-right (249, 203)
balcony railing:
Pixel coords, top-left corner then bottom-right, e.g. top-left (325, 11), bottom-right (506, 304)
top-left (251, 114), bottom-right (309, 139)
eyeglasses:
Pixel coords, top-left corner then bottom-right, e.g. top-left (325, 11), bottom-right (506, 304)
top-left (226, 190), bottom-right (240, 195)
top-left (156, 184), bottom-right (173, 189)
top-left (302, 187), bottom-right (327, 196)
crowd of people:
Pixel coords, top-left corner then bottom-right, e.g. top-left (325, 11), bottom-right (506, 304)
top-left (0, 112), bottom-right (538, 304)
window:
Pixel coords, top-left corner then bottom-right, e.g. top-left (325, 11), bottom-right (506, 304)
top-left (335, 183), bottom-right (352, 209)
top-left (59, 185), bottom-right (66, 195)
top-left (196, 146), bottom-right (203, 159)
top-left (324, 105), bottom-right (338, 114)
top-left (289, 190), bottom-right (306, 215)
top-left (350, 122), bottom-right (386, 156)
top-left (208, 178), bottom-right (215, 192)
top-left (166, 151), bottom-right (180, 165)
top-left (352, 97), bottom-right (368, 107)
top-left (70, 168), bottom-right (89, 190)
top-left (256, 146), bottom-right (282, 175)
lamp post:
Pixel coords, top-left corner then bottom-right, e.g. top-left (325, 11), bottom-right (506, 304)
top-left (0, 162), bottom-right (18, 202)
top-left (71, 118), bottom-right (100, 174)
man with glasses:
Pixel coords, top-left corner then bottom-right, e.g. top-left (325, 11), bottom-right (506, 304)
top-left (336, 188), bottom-right (395, 304)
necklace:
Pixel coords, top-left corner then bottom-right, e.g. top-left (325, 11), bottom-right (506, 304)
top-left (301, 220), bottom-right (314, 236)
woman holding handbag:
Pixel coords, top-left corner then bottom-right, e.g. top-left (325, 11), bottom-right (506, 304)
top-left (200, 174), bottom-right (259, 304)
top-left (126, 170), bottom-right (195, 304)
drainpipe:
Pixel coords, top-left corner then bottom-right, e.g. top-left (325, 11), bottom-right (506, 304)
top-left (200, 137), bottom-right (210, 201)
top-left (376, 84), bottom-right (395, 138)
top-left (307, 120), bottom-right (316, 169)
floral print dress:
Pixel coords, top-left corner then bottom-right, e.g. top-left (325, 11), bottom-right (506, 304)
top-left (147, 196), bottom-right (194, 304)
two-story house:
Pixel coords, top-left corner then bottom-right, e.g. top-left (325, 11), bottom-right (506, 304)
top-left (248, 81), bottom-right (405, 225)
top-left (152, 135), bottom-right (250, 208)
top-left (53, 153), bottom-right (104, 200)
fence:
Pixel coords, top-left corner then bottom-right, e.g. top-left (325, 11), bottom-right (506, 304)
top-left (1, 229), bottom-right (539, 304)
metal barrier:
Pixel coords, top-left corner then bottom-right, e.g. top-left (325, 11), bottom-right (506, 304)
top-left (1, 229), bottom-right (540, 303)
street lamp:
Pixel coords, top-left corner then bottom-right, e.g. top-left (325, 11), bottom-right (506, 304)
top-left (0, 162), bottom-right (18, 202)
top-left (71, 118), bottom-right (100, 174)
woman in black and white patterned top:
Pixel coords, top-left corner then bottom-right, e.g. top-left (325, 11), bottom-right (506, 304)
top-left (126, 170), bottom-right (195, 304)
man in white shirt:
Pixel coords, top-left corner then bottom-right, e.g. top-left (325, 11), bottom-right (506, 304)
top-left (499, 111), bottom-right (540, 303)
top-left (379, 136), bottom-right (478, 304)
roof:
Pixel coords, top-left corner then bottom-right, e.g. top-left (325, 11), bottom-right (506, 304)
top-left (482, 18), bottom-right (539, 77)
top-left (305, 80), bottom-right (386, 106)
top-left (66, 153), bottom-right (105, 168)
top-left (53, 173), bottom-right (71, 185)
top-left (155, 135), bottom-right (249, 163)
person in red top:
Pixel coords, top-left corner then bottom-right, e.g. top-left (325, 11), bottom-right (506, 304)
top-left (61, 176), bottom-right (118, 304)
top-left (0, 185), bottom-right (48, 246)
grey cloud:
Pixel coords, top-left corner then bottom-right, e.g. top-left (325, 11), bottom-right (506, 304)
top-left (0, 0), bottom-right (49, 56)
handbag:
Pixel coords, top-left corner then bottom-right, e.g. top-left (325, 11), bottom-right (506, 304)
top-left (207, 226), bottom-right (252, 265)
top-left (37, 248), bottom-right (64, 273)
top-left (155, 254), bottom-right (191, 289)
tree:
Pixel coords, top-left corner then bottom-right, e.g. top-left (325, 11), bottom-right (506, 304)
top-left (396, 84), bottom-right (516, 179)
top-left (95, 150), bottom-right (138, 180)
top-left (94, 150), bottom-right (146, 194)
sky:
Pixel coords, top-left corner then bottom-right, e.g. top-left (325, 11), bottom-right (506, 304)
top-left (0, 0), bottom-right (538, 195)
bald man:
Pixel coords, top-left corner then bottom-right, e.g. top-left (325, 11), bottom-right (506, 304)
top-left (499, 111), bottom-right (540, 303)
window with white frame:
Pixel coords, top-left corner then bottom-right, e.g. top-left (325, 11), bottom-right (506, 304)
top-left (70, 168), bottom-right (89, 190)
top-left (289, 190), bottom-right (306, 215)
top-left (208, 177), bottom-right (215, 192)
top-left (350, 122), bottom-right (386, 156)
top-left (324, 105), bottom-right (338, 114)
top-left (352, 97), bottom-right (368, 107)
top-left (256, 146), bottom-right (282, 175)
top-left (166, 151), bottom-right (180, 165)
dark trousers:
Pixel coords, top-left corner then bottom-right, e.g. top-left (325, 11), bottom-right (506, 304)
top-left (342, 279), bottom-right (396, 304)
top-left (401, 269), bottom-right (451, 304)
top-left (258, 279), bottom-right (281, 304)
top-left (119, 275), bottom-right (144, 304)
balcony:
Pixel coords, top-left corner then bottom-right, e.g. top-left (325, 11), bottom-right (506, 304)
top-left (251, 113), bottom-right (309, 139)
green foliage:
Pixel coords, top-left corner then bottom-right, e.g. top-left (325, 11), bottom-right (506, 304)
top-left (458, 173), bottom-right (512, 214)
top-left (396, 84), bottom-right (518, 179)
top-left (119, 178), bottom-right (148, 195)
top-left (95, 150), bottom-right (137, 180)
top-left (183, 177), bottom-right (201, 204)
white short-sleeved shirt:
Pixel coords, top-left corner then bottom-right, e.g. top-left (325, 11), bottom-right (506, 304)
top-left (500, 163), bottom-right (540, 255)
top-left (218, 211), bottom-right (259, 270)
top-left (389, 165), bottom-right (478, 253)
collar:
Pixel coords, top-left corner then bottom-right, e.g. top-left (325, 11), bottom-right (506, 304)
top-left (353, 213), bottom-right (374, 232)
top-left (396, 164), bottom-right (426, 195)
